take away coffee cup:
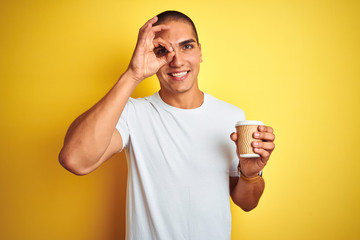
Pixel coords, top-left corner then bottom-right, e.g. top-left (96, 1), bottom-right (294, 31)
top-left (235, 120), bottom-right (264, 158)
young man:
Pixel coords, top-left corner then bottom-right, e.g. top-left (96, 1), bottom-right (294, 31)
top-left (59, 11), bottom-right (275, 240)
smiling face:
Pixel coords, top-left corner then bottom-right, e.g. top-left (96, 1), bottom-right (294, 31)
top-left (155, 20), bottom-right (203, 96)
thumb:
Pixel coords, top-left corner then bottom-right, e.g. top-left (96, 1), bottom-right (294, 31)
top-left (230, 132), bottom-right (240, 157)
top-left (161, 52), bottom-right (175, 64)
top-left (158, 51), bottom-right (175, 66)
top-left (230, 132), bottom-right (238, 142)
top-left (230, 132), bottom-right (238, 147)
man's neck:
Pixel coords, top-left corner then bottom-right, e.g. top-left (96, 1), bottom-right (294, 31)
top-left (158, 89), bottom-right (204, 109)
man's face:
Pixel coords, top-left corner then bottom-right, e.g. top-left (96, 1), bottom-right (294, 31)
top-left (154, 20), bottom-right (202, 95)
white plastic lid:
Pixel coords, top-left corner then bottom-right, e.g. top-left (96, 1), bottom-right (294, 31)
top-left (235, 120), bottom-right (264, 127)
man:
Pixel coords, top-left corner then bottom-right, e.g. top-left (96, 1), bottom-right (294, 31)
top-left (59, 11), bottom-right (275, 240)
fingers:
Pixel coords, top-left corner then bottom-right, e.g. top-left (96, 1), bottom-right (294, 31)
top-left (153, 37), bottom-right (174, 66)
top-left (140, 16), bottom-right (169, 34)
top-left (253, 147), bottom-right (270, 162)
top-left (252, 141), bottom-right (275, 151)
top-left (165, 51), bottom-right (175, 62)
top-left (253, 128), bottom-right (275, 142)
top-left (153, 37), bottom-right (173, 53)
top-left (258, 125), bottom-right (273, 133)
top-left (152, 24), bottom-right (170, 33)
top-left (157, 51), bottom-right (175, 66)
top-left (140, 16), bottom-right (158, 31)
top-left (144, 24), bottom-right (170, 44)
top-left (252, 125), bottom-right (275, 162)
top-left (138, 17), bottom-right (155, 41)
top-left (138, 17), bottom-right (169, 45)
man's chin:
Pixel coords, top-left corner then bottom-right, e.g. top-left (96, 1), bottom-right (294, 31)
top-left (164, 88), bottom-right (190, 95)
top-left (160, 83), bottom-right (189, 94)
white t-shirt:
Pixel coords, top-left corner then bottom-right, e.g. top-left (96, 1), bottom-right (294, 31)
top-left (116, 92), bottom-right (245, 240)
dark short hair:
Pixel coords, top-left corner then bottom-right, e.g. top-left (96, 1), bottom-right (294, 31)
top-left (154, 10), bottom-right (199, 43)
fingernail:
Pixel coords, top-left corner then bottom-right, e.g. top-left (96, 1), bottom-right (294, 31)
top-left (254, 133), bottom-right (260, 137)
top-left (254, 148), bottom-right (259, 151)
top-left (254, 142), bottom-right (259, 146)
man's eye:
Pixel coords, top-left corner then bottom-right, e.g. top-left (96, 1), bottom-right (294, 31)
top-left (184, 44), bottom-right (193, 49)
top-left (156, 48), bottom-right (168, 56)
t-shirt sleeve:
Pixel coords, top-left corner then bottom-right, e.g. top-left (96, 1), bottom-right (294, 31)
top-left (229, 157), bottom-right (240, 177)
top-left (115, 99), bottom-right (131, 152)
top-left (229, 108), bottom-right (246, 177)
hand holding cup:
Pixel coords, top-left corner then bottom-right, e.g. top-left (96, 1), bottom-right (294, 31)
top-left (231, 121), bottom-right (275, 178)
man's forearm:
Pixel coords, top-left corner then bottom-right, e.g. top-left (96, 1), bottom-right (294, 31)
top-left (230, 177), bottom-right (265, 212)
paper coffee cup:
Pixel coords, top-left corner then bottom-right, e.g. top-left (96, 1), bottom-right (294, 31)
top-left (235, 120), bottom-right (264, 158)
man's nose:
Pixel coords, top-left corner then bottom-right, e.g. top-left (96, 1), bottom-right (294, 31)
top-left (169, 50), bottom-right (184, 67)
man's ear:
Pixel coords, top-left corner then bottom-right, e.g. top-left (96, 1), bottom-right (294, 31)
top-left (199, 43), bottom-right (203, 63)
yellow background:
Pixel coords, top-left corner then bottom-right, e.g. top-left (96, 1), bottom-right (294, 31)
top-left (1, 0), bottom-right (359, 239)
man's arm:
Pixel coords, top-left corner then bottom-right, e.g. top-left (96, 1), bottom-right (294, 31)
top-left (229, 125), bottom-right (275, 211)
top-left (230, 176), bottom-right (265, 211)
top-left (58, 16), bottom-right (175, 176)
top-left (58, 71), bottom-right (137, 176)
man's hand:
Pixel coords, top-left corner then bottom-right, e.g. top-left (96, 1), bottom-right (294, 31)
top-left (230, 125), bottom-right (275, 178)
top-left (127, 16), bottom-right (175, 82)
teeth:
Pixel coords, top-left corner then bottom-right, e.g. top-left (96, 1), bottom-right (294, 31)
top-left (171, 71), bottom-right (188, 77)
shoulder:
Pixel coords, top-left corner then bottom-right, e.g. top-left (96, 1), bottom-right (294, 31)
top-left (205, 93), bottom-right (245, 118)
top-left (123, 93), bottom-right (161, 118)
top-left (128, 96), bottom-right (149, 105)
top-left (126, 93), bottom-right (156, 108)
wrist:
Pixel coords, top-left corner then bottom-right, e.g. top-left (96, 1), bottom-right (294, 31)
top-left (241, 171), bottom-right (260, 178)
top-left (237, 164), bottom-right (261, 178)
top-left (121, 69), bottom-right (143, 86)
top-left (237, 164), bottom-right (263, 183)
top-left (239, 170), bottom-right (263, 184)
top-left (124, 67), bottom-right (144, 83)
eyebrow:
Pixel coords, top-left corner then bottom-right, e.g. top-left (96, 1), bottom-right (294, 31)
top-left (178, 39), bottom-right (196, 46)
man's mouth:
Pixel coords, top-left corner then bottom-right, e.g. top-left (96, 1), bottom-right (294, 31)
top-left (168, 71), bottom-right (190, 79)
